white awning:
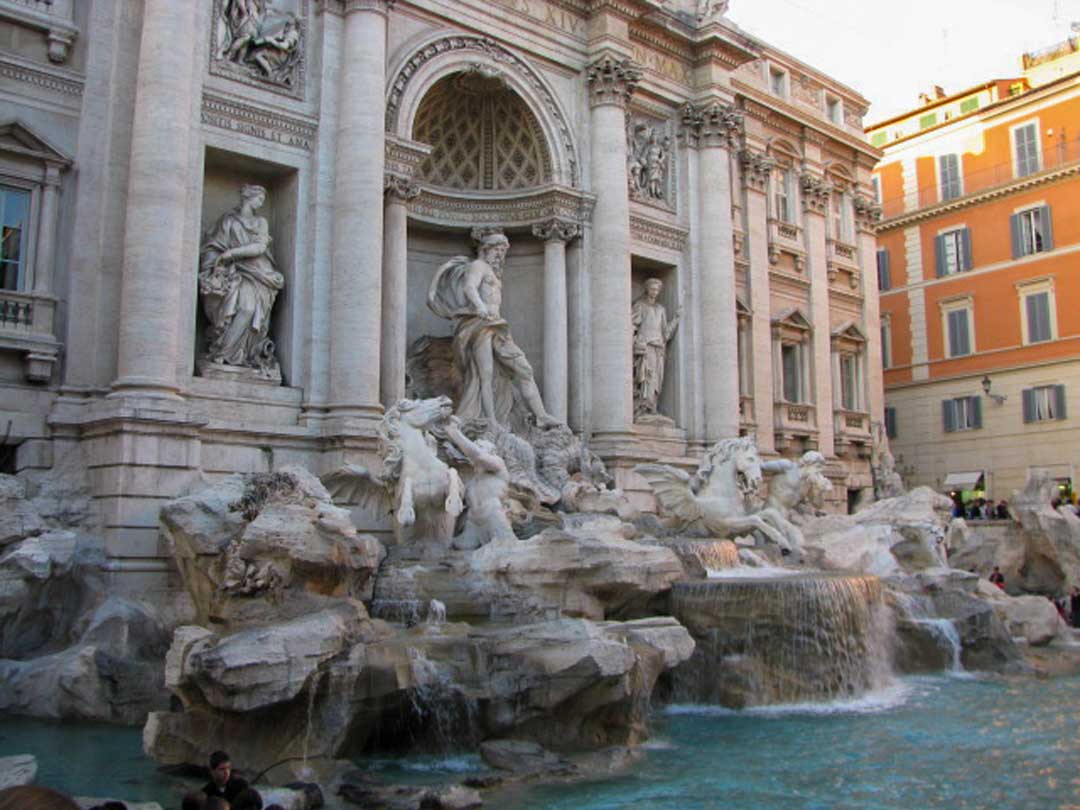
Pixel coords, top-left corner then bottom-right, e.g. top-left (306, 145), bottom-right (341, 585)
top-left (943, 471), bottom-right (984, 490)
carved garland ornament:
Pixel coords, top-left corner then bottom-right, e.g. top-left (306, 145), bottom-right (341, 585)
top-left (532, 218), bottom-right (581, 243)
top-left (386, 35), bottom-right (580, 185)
top-left (800, 174), bottom-right (831, 214)
top-left (853, 194), bottom-right (883, 231)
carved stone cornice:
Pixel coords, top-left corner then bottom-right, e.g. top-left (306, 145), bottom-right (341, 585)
top-left (680, 102), bottom-right (742, 150)
top-left (0, 54), bottom-right (82, 99)
top-left (532, 218), bottom-right (581, 243)
top-left (385, 133), bottom-right (431, 181)
top-left (585, 56), bottom-right (642, 109)
top-left (384, 173), bottom-right (420, 202)
top-left (317, 0), bottom-right (395, 15)
top-left (629, 213), bottom-right (689, 253)
top-left (739, 149), bottom-right (775, 192)
top-left (200, 92), bottom-right (317, 151)
top-left (853, 194), bottom-right (882, 232)
top-left (408, 183), bottom-right (596, 231)
top-left (800, 173), bottom-right (830, 215)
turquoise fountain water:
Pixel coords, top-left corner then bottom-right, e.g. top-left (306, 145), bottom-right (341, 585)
top-left (6, 674), bottom-right (1080, 809)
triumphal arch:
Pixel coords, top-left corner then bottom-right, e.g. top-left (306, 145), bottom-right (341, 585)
top-left (0, 0), bottom-right (883, 589)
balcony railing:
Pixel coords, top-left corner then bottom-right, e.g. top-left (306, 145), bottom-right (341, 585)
top-left (0, 290), bottom-right (34, 331)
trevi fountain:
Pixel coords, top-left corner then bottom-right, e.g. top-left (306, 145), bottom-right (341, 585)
top-left (2, 1), bottom-right (1080, 809)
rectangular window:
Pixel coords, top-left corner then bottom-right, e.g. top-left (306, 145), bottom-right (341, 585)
top-left (770, 68), bottom-right (787, 97)
top-left (1011, 206), bottom-right (1054, 257)
top-left (826, 96), bottom-right (842, 125)
top-left (1022, 384), bottom-right (1067, 423)
top-left (781, 343), bottom-right (802, 402)
top-left (774, 168), bottom-right (793, 223)
top-left (945, 307), bottom-right (972, 357)
top-left (840, 354), bottom-right (859, 410)
top-left (871, 175), bottom-right (882, 204)
top-left (943, 395), bottom-right (982, 432)
top-left (0, 185), bottom-right (31, 292)
top-left (939, 154), bottom-right (962, 201)
top-left (876, 248), bottom-right (891, 290)
top-left (1024, 290), bottom-right (1053, 343)
top-left (919, 112), bottom-right (938, 130)
top-left (1013, 122), bottom-right (1040, 177)
top-left (832, 192), bottom-right (852, 242)
top-left (935, 228), bottom-right (973, 276)
top-left (959, 96), bottom-right (980, 114)
top-left (884, 406), bottom-right (897, 438)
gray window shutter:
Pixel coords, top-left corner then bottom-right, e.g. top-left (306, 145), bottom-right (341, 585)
top-left (943, 399), bottom-right (955, 432)
top-left (1022, 388), bottom-right (1035, 422)
top-left (885, 406), bottom-right (897, 438)
top-left (1010, 213), bottom-right (1022, 258)
top-left (971, 395), bottom-right (982, 428)
top-left (877, 249), bottom-right (891, 290)
top-left (935, 234), bottom-right (946, 277)
top-left (1054, 384), bottom-right (1067, 420)
top-left (960, 227), bottom-right (973, 271)
top-left (1041, 205), bottom-right (1054, 250)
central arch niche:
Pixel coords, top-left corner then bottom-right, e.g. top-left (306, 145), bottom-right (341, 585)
top-left (412, 71), bottom-right (553, 192)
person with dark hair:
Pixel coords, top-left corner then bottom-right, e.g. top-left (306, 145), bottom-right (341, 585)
top-left (203, 750), bottom-right (248, 803)
top-left (231, 788), bottom-right (262, 810)
top-left (989, 566), bottom-right (1006, 590)
top-left (181, 793), bottom-right (206, 810)
top-left (0, 785), bottom-right (80, 810)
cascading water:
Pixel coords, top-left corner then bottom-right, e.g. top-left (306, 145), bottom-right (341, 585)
top-left (915, 618), bottom-right (964, 673)
top-left (668, 573), bottom-right (895, 707)
top-left (405, 648), bottom-right (479, 751)
top-left (691, 539), bottom-right (741, 571)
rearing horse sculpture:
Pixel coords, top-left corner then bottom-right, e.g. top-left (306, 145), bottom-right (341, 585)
top-left (635, 435), bottom-right (792, 552)
top-left (322, 396), bottom-right (464, 555)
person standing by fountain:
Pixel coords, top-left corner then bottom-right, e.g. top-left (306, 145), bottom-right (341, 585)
top-left (202, 750), bottom-right (249, 803)
top-left (1070, 587), bottom-right (1080, 628)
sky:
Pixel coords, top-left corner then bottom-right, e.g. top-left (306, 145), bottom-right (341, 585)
top-left (727, 0), bottom-right (1073, 123)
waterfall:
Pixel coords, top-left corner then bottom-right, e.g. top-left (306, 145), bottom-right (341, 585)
top-left (405, 648), bottom-right (479, 750)
top-left (692, 539), bottom-right (741, 572)
top-left (914, 618), bottom-right (964, 674)
top-left (668, 573), bottom-right (895, 707)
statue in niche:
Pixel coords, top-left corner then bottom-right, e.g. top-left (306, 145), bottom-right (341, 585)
top-left (214, 0), bottom-right (302, 90)
top-left (198, 184), bottom-right (284, 381)
top-left (427, 228), bottom-right (561, 432)
top-left (871, 422), bottom-right (905, 500)
top-left (628, 123), bottom-right (671, 202)
top-left (632, 278), bottom-right (680, 422)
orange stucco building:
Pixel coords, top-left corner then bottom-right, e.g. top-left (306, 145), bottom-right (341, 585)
top-left (868, 37), bottom-right (1080, 500)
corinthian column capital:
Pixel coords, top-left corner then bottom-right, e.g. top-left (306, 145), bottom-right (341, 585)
top-left (680, 102), bottom-right (743, 150)
top-left (384, 173), bottom-right (421, 202)
top-left (586, 56), bottom-right (642, 109)
top-left (739, 149), bottom-right (775, 192)
top-left (533, 218), bottom-right (581, 243)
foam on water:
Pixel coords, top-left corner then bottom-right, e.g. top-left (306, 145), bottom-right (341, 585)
top-left (666, 679), bottom-right (918, 718)
top-left (705, 565), bottom-right (807, 579)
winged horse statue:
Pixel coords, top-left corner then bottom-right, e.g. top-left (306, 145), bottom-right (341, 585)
top-left (635, 435), bottom-right (793, 553)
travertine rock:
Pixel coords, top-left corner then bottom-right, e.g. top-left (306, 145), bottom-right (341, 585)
top-left (161, 466), bottom-right (384, 628)
top-left (0, 475), bottom-right (46, 548)
top-left (975, 581), bottom-right (1066, 646)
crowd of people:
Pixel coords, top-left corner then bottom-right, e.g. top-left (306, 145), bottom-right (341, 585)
top-left (0, 751), bottom-right (284, 810)
top-left (950, 495), bottom-right (1010, 520)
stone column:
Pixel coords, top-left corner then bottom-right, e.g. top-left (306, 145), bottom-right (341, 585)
top-left (739, 149), bottom-right (777, 453)
top-left (532, 218), bottom-right (580, 422)
top-left (111, 0), bottom-right (199, 397)
top-left (585, 55), bottom-right (640, 439)
top-left (683, 102), bottom-right (743, 441)
top-left (328, 0), bottom-right (391, 422)
top-left (32, 164), bottom-right (62, 295)
top-left (855, 195), bottom-right (885, 426)
top-left (801, 173), bottom-right (835, 455)
top-left (380, 174), bottom-right (419, 408)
